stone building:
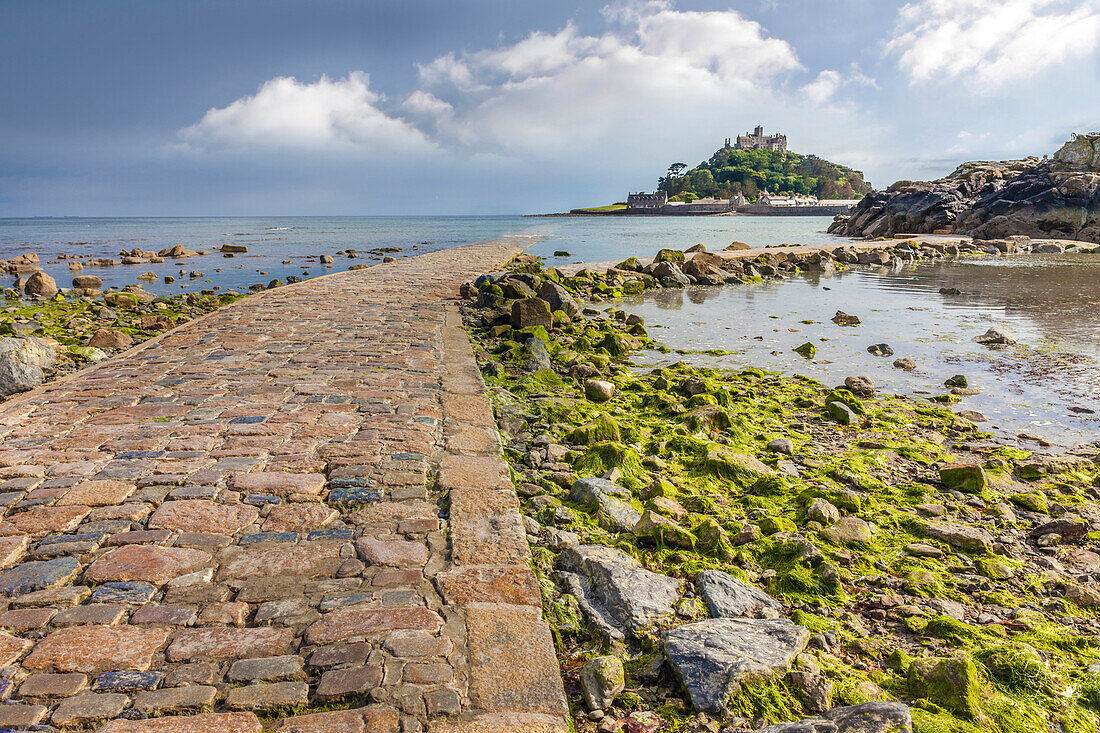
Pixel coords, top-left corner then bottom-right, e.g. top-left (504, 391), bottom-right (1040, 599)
top-left (729, 125), bottom-right (787, 152)
top-left (626, 191), bottom-right (669, 209)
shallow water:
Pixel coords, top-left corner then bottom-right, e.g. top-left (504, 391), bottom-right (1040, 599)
top-left (0, 215), bottom-right (849, 296)
top-left (619, 253), bottom-right (1100, 449)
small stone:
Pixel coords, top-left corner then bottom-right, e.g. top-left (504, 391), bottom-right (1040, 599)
top-left (583, 379), bottom-right (616, 403)
top-left (305, 606), bottom-right (443, 645)
top-left (766, 438), bottom-right (793, 454)
top-left (133, 684), bottom-right (218, 714)
top-left (0, 554), bottom-right (80, 594)
top-left (228, 655), bottom-right (304, 683)
top-left (166, 627), bottom-right (294, 662)
top-left (225, 681), bottom-right (310, 711)
top-left (893, 358), bottom-right (916, 370)
top-left (939, 462), bottom-right (987, 493)
top-left (20, 672), bottom-right (88, 698)
top-left (355, 536), bottom-right (428, 567)
top-left (51, 692), bottom-right (129, 726)
top-left (24, 625), bottom-right (169, 674)
top-left (663, 617), bottom-right (809, 714)
top-left (315, 665), bottom-right (383, 699)
top-left (88, 328), bottom-right (133, 350)
top-left (580, 656), bottom-right (625, 711)
top-left (822, 516), bottom-right (873, 545)
top-left (98, 712), bottom-right (262, 733)
top-left (86, 545), bottom-right (212, 585)
top-left (866, 343), bottom-right (894, 357)
top-left (695, 569), bottom-right (783, 618)
top-left (843, 375), bottom-right (875, 397)
top-left (92, 670), bottom-right (164, 692)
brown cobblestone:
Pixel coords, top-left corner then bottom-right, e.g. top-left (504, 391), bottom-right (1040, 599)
top-left (148, 500), bottom-right (258, 534)
top-left (166, 626), bottom-right (294, 662)
top-left (98, 712), bottom-right (262, 732)
top-left (85, 544), bottom-right (212, 585)
top-left (0, 241), bottom-right (566, 730)
top-left (24, 625), bottom-right (168, 673)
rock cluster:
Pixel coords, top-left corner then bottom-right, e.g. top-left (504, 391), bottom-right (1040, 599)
top-left (829, 134), bottom-right (1100, 243)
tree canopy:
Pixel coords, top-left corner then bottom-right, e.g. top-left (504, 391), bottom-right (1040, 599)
top-left (657, 146), bottom-right (873, 202)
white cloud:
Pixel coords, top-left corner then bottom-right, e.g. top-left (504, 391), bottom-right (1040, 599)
top-left (413, 2), bottom-right (809, 155)
top-left (888, 0), bottom-right (1100, 88)
top-left (174, 1), bottom-right (883, 183)
top-left (178, 72), bottom-right (433, 152)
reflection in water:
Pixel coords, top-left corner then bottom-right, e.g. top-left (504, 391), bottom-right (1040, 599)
top-left (618, 253), bottom-right (1100, 448)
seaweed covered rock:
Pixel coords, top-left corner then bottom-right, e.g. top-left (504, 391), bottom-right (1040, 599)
top-left (557, 544), bottom-right (680, 640)
top-left (695, 569), bottom-right (783, 618)
top-left (662, 617), bottom-right (809, 713)
top-left (756, 701), bottom-right (913, 732)
top-left (580, 655), bottom-right (625, 711)
top-left (510, 297), bottom-right (552, 329)
top-left (907, 654), bottom-right (983, 721)
top-left (0, 336), bottom-right (57, 397)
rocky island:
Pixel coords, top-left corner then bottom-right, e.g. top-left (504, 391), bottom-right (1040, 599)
top-left (831, 134), bottom-right (1100, 243)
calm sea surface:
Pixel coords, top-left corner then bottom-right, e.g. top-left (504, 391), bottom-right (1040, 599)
top-left (1, 216), bottom-right (1096, 447)
top-left (621, 253), bottom-right (1100, 449)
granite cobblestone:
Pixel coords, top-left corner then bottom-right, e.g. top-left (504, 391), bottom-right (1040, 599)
top-left (0, 239), bottom-right (567, 730)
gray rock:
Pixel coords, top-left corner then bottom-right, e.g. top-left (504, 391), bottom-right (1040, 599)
top-left (866, 343), bottom-right (894, 357)
top-left (652, 261), bottom-right (690, 286)
top-left (695, 569), bottom-right (783, 618)
top-left (893, 358), bottom-right (916, 371)
top-left (767, 438), bottom-right (793, 454)
top-left (922, 519), bottom-right (993, 554)
top-left (755, 701), bottom-right (912, 732)
top-left (524, 337), bottom-right (551, 372)
top-left (0, 337), bottom-right (57, 397)
top-left (663, 617), bottom-right (809, 714)
top-left (584, 379), bottom-right (616, 403)
top-left (844, 376), bottom-right (875, 397)
top-left (23, 271), bottom-right (57, 297)
top-left (571, 477), bottom-right (631, 506)
top-left (1033, 243), bottom-right (1066, 254)
top-left (828, 401), bottom-right (858, 425)
top-left (537, 280), bottom-right (579, 317)
top-left (580, 656), bottom-right (624, 711)
top-left (558, 544), bottom-right (680, 638)
top-left (807, 498), bottom-right (840, 525)
top-left (974, 327), bottom-right (1017, 345)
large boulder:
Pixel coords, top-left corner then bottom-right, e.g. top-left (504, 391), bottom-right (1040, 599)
top-left (510, 297), bottom-right (552, 329)
top-left (756, 701), bottom-right (912, 733)
top-left (0, 337), bottom-right (57, 397)
top-left (557, 544), bottom-right (680, 640)
top-left (88, 328), bottom-right (133, 350)
top-left (663, 617), bottom-right (809, 713)
top-left (570, 477), bottom-right (639, 533)
top-left (72, 275), bottom-right (103, 289)
top-left (537, 281), bottom-right (579, 317)
top-left (695, 569), bottom-right (783, 618)
top-left (23, 271), bottom-right (58, 297)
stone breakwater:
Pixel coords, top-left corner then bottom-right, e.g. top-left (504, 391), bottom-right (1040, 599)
top-left (0, 239), bottom-right (567, 732)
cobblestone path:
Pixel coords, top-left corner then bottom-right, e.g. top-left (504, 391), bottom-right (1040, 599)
top-left (0, 240), bottom-right (567, 732)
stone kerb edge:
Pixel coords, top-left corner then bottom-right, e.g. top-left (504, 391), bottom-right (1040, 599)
top-left (433, 304), bottom-right (568, 732)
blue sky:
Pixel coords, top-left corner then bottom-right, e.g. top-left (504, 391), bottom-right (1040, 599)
top-left (2, 0), bottom-right (1099, 216)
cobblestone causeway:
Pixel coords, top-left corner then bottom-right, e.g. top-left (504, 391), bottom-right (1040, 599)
top-left (0, 239), bottom-right (567, 732)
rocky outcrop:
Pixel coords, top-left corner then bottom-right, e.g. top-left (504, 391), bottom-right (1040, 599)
top-left (830, 134), bottom-right (1100, 243)
top-left (756, 701), bottom-right (912, 733)
top-left (557, 544), bottom-right (680, 641)
top-left (662, 617), bottom-right (809, 713)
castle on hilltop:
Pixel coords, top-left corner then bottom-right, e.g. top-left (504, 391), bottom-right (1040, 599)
top-left (726, 125), bottom-right (787, 152)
